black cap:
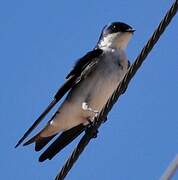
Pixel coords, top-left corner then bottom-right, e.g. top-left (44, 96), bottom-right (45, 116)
top-left (103, 22), bottom-right (135, 36)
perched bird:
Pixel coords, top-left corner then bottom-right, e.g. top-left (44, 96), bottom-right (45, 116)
top-left (15, 22), bottom-right (135, 162)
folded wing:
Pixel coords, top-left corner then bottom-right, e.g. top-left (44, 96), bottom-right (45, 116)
top-left (15, 48), bottom-right (103, 149)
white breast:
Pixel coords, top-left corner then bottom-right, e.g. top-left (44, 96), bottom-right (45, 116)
top-left (67, 48), bottom-right (128, 118)
top-left (88, 48), bottom-right (128, 111)
top-left (40, 48), bottom-right (129, 135)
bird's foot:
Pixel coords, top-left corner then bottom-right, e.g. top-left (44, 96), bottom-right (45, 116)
top-left (85, 119), bottom-right (98, 138)
top-left (82, 102), bottom-right (99, 138)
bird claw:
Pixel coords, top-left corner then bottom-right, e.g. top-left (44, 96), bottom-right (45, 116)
top-left (82, 102), bottom-right (99, 138)
top-left (85, 120), bottom-right (98, 138)
top-left (87, 119), bottom-right (94, 127)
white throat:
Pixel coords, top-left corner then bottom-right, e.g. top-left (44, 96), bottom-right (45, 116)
top-left (98, 32), bottom-right (132, 50)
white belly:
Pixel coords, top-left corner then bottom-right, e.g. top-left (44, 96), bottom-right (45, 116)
top-left (50, 49), bottom-right (128, 132)
top-left (66, 51), bottom-right (128, 119)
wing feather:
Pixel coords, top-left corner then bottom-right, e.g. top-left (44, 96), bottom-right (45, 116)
top-left (15, 48), bottom-right (103, 148)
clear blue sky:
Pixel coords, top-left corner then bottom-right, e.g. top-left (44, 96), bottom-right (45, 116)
top-left (1, 0), bottom-right (178, 179)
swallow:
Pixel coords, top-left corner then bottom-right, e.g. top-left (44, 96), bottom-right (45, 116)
top-left (15, 22), bottom-right (135, 162)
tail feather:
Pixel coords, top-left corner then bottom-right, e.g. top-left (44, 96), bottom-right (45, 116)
top-left (23, 134), bottom-right (39, 146)
top-left (39, 123), bottom-right (85, 162)
top-left (23, 133), bottom-right (57, 152)
top-left (15, 99), bottom-right (57, 148)
top-left (35, 134), bottom-right (57, 151)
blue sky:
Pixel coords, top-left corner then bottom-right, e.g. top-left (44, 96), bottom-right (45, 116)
top-left (1, 0), bottom-right (178, 179)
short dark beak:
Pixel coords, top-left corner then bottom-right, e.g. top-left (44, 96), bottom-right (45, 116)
top-left (126, 29), bottom-right (136, 33)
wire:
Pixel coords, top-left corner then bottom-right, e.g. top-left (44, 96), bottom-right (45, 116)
top-left (55, 1), bottom-right (178, 179)
top-left (160, 154), bottom-right (178, 180)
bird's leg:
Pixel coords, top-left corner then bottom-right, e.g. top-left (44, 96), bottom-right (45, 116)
top-left (82, 102), bottom-right (108, 125)
top-left (85, 118), bottom-right (98, 138)
top-left (86, 118), bottom-right (93, 127)
top-left (82, 102), bottom-right (99, 138)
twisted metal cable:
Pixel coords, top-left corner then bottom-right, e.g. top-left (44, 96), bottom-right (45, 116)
top-left (55, 1), bottom-right (178, 179)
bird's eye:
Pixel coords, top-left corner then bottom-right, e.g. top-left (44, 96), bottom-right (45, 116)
top-left (111, 25), bottom-right (119, 33)
top-left (112, 25), bottom-right (116, 30)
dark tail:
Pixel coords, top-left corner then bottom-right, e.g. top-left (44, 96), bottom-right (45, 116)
top-left (15, 99), bottom-right (57, 148)
top-left (39, 124), bottom-right (85, 162)
top-left (23, 133), bottom-right (57, 151)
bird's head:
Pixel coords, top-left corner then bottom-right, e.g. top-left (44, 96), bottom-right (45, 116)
top-left (97, 22), bottom-right (135, 50)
